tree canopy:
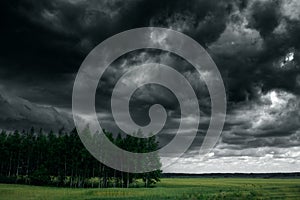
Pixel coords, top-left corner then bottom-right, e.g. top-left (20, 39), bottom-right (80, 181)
top-left (0, 128), bottom-right (161, 188)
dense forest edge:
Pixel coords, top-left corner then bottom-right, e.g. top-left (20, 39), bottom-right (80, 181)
top-left (162, 173), bottom-right (300, 179)
top-left (0, 127), bottom-right (162, 188)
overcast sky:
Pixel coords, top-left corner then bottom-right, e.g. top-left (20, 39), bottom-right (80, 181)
top-left (1, 0), bottom-right (300, 173)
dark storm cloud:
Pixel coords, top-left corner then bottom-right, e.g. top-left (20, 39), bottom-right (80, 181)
top-left (0, 0), bottom-right (144, 106)
top-left (219, 89), bottom-right (300, 153)
top-left (149, 0), bottom-right (235, 46)
top-left (0, 89), bottom-right (73, 131)
top-left (0, 0), bottom-right (248, 72)
top-left (1, 0), bottom-right (298, 107)
top-left (0, 0), bottom-right (240, 108)
top-left (247, 0), bottom-right (281, 37)
top-left (208, 0), bottom-right (300, 103)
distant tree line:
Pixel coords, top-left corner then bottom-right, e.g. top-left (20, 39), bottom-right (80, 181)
top-left (0, 127), bottom-right (161, 188)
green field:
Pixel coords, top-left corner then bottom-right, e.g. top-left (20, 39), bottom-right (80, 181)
top-left (1, 178), bottom-right (300, 200)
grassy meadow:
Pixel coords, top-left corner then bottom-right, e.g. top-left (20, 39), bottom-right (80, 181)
top-left (0, 178), bottom-right (300, 200)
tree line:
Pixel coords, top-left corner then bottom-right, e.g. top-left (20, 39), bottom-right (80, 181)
top-left (0, 127), bottom-right (161, 188)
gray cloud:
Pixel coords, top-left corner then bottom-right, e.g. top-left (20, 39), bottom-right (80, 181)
top-left (0, 89), bottom-right (73, 131)
top-left (221, 89), bottom-right (300, 150)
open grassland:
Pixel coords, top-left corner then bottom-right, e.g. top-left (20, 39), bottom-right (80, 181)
top-left (1, 178), bottom-right (300, 200)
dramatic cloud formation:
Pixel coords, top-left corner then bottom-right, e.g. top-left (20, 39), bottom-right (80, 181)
top-left (0, 0), bottom-right (299, 173)
top-left (0, 88), bottom-right (73, 131)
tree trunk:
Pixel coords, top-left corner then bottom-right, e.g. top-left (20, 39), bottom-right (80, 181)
top-left (121, 172), bottom-right (124, 188)
top-left (113, 169), bottom-right (116, 188)
top-left (8, 153), bottom-right (12, 177)
top-left (126, 172), bottom-right (129, 188)
top-left (98, 164), bottom-right (102, 188)
top-left (70, 169), bottom-right (73, 188)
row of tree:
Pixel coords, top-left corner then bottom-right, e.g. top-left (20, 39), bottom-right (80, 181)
top-left (0, 127), bottom-right (161, 188)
